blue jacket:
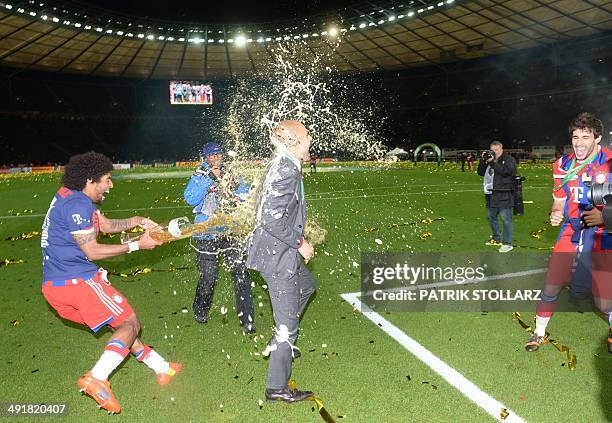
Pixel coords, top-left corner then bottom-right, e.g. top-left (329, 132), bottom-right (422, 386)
top-left (183, 163), bottom-right (250, 239)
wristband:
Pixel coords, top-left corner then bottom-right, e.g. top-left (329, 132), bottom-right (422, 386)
top-left (128, 241), bottom-right (140, 253)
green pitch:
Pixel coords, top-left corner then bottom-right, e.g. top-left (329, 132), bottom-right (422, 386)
top-left (0, 163), bottom-right (610, 422)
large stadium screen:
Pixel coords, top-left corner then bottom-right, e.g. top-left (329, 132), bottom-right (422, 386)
top-left (169, 81), bottom-right (213, 105)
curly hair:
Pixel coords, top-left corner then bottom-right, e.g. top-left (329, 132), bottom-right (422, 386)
top-left (569, 112), bottom-right (603, 139)
top-left (61, 151), bottom-right (113, 190)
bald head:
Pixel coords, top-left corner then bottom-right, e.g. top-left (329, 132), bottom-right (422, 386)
top-left (273, 120), bottom-right (312, 161)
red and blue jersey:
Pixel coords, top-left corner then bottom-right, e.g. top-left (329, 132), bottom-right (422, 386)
top-left (41, 187), bottom-right (100, 281)
top-left (552, 146), bottom-right (612, 252)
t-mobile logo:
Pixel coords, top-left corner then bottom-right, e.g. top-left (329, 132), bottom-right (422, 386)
top-left (570, 186), bottom-right (584, 203)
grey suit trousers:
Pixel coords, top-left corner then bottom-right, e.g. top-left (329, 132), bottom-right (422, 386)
top-left (261, 260), bottom-right (316, 390)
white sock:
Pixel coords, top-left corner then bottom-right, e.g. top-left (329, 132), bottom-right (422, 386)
top-left (534, 315), bottom-right (551, 337)
top-left (91, 351), bottom-right (126, 381)
top-left (143, 350), bottom-right (170, 374)
top-left (608, 313), bottom-right (612, 327)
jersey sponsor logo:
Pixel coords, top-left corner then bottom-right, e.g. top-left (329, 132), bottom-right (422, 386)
top-left (72, 214), bottom-right (83, 225)
top-left (570, 186), bottom-right (584, 203)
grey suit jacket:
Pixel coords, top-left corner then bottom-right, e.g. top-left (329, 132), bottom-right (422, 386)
top-left (246, 154), bottom-right (306, 278)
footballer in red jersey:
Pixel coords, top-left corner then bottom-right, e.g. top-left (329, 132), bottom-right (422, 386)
top-left (525, 113), bottom-right (612, 354)
top-left (41, 152), bottom-right (181, 413)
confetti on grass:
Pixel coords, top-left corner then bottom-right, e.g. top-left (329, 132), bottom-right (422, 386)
top-left (5, 231), bottom-right (40, 241)
top-left (1, 259), bottom-right (25, 267)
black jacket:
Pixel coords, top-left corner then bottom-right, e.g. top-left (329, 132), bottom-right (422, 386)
top-left (477, 152), bottom-right (517, 208)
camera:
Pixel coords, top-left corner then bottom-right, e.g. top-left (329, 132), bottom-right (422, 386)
top-left (586, 182), bottom-right (612, 232)
top-left (587, 182), bottom-right (612, 206)
top-left (481, 150), bottom-right (495, 161)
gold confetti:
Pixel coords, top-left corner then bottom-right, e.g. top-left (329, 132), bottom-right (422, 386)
top-left (512, 312), bottom-right (576, 370)
top-left (419, 232), bottom-right (432, 240)
top-left (550, 339), bottom-right (577, 370)
top-left (127, 226), bottom-right (145, 233)
top-left (110, 266), bottom-right (190, 278)
top-left (6, 209), bottom-right (34, 216)
top-left (6, 231), bottom-right (40, 241)
top-left (500, 408), bottom-right (509, 420)
top-left (288, 380), bottom-right (335, 423)
top-left (10, 319), bottom-right (21, 326)
top-left (1, 258), bottom-right (25, 267)
top-left (364, 227), bottom-right (378, 233)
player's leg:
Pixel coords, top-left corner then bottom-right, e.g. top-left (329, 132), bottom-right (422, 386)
top-left (592, 250), bottom-right (612, 353)
top-left (130, 338), bottom-right (182, 384)
top-left (193, 239), bottom-right (220, 323)
top-left (224, 243), bottom-right (256, 333)
top-left (525, 241), bottom-right (574, 351)
top-left (90, 313), bottom-right (139, 381)
top-left (74, 273), bottom-right (140, 413)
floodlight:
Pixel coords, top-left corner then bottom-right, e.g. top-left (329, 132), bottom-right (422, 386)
top-left (235, 34), bottom-right (246, 46)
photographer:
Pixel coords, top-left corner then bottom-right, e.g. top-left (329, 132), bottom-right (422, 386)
top-left (477, 141), bottom-right (517, 253)
top-left (183, 142), bottom-right (256, 334)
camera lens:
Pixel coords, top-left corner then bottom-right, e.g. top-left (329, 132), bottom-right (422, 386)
top-left (588, 182), bottom-right (612, 205)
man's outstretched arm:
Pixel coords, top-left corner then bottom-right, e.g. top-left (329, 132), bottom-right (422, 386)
top-left (73, 229), bottom-right (161, 260)
top-left (98, 214), bottom-right (159, 234)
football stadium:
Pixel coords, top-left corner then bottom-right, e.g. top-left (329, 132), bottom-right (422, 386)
top-left (1, 0), bottom-right (612, 421)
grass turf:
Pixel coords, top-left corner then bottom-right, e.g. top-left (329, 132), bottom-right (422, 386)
top-left (0, 162), bottom-right (610, 422)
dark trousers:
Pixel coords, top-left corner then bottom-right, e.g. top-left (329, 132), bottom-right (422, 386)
top-left (193, 237), bottom-right (254, 327)
top-left (261, 261), bottom-right (316, 389)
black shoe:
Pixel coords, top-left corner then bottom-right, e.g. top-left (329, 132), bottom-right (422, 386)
top-left (194, 314), bottom-right (208, 324)
top-left (242, 323), bottom-right (256, 334)
top-left (265, 388), bottom-right (314, 403)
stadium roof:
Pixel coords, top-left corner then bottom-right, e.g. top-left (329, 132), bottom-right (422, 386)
top-left (1, 0), bottom-right (611, 80)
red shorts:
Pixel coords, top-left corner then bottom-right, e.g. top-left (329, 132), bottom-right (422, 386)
top-left (42, 269), bottom-right (134, 332)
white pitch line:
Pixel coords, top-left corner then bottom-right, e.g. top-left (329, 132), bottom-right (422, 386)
top-left (0, 205), bottom-right (191, 220)
top-left (341, 291), bottom-right (526, 423)
top-left (308, 182), bottom-right (487, 197)
top-left (308, 185), bottom-right (548, 201)
top-left (0, 185), bottom-right (548, 220)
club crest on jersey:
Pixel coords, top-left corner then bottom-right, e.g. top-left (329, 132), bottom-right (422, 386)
top-left (112, 294), bottom-right (123, 304)
top-left (72, 214), bottom-right (83, 224)
top-left (595, 172), bottom-right (607, 184)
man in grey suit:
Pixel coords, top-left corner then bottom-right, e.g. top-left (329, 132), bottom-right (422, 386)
top-left (246, 120), bottom-right (316, 403)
